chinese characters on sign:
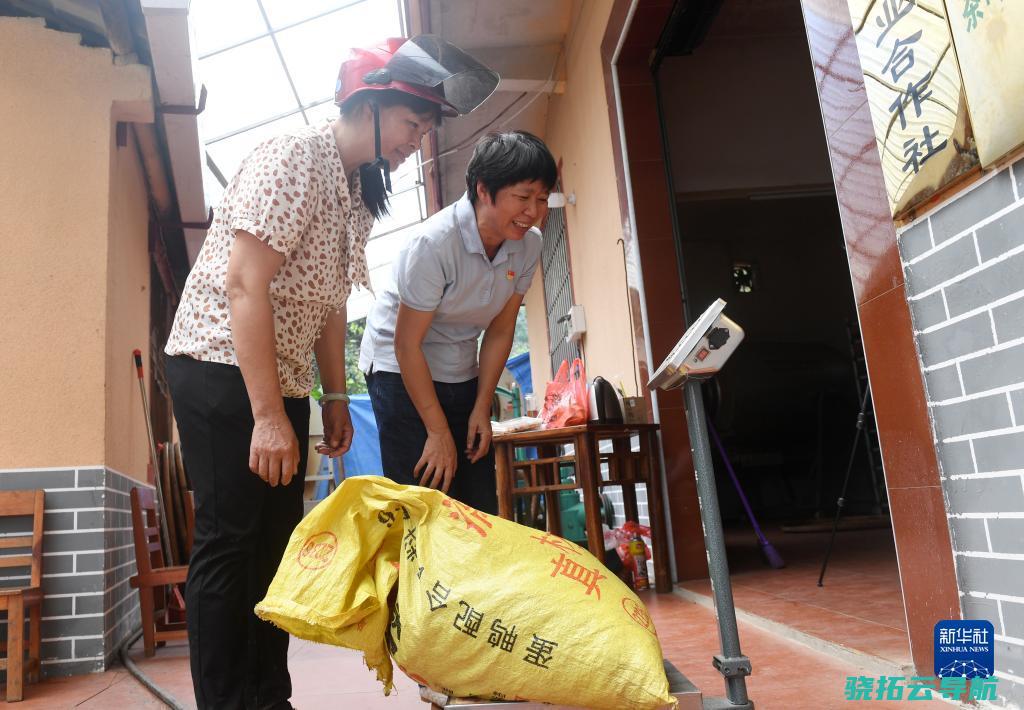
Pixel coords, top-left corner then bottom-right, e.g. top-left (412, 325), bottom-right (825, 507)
top-left (942, 0), bottom-right (1024, 167)
top-left (844, 675), bottom-right (999, 701)
top-left (845, 0), bottom-right (976, 216)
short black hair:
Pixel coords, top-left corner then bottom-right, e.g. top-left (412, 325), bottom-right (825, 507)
top-left (339, 89), bottom-right (444, 219)
top-left (466, 131), bottom-right (557, 205)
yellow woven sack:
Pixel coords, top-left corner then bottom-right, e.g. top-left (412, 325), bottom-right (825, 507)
top-left (255, 476), bottom-right (676, 709)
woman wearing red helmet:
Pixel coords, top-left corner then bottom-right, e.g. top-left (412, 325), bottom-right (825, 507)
top-left (164, 36), bottom-right (496, 710)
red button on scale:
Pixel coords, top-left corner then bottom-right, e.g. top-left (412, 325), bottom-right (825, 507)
top-left (696, 348), bottom-right (710, 362)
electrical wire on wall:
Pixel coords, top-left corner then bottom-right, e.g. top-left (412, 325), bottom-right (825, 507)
top-left (416, 42), bottom-right (566, 170)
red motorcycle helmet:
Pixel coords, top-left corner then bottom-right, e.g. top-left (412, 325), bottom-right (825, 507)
top-left (334, 35), bottom-right (498, 196)
top-left (334, 35), bottom-right (498, 118)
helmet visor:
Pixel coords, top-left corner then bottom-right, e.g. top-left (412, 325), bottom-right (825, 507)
top-left (386, 35), bottom-right (499, 115)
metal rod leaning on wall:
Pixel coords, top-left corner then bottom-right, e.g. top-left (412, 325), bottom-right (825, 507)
top-left (133, 349), bottom-right (174, 564)
top-left (684, 379), bottom-right (753, 709)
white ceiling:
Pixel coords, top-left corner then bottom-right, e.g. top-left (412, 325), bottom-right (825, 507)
top-left (190, 0), bottom-right (573, 318)
top-left (429, 0), bottom-right (573, 204)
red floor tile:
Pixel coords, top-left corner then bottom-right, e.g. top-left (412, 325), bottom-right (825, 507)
top-left (13, 525), bottom-right (941, 709)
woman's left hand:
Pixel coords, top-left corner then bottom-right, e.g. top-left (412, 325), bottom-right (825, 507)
top-left (316, 400), bottom-right (354, 458)
top-left (465, 406), bottom-right (493, 463)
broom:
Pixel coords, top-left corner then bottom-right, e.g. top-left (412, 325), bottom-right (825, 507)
top-left (707, 419), bottom-right (785, 569)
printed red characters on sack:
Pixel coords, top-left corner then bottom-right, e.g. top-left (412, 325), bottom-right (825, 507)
top-left (443, 498), bottom-right (493, 538)
top-left (530, 532), bottom-right (585, 556)
top-left (549, 553), bottom-right (605, 599)
top-left (297, 531), bottom-right (337, 570)
top-left (621, 597), bottom-right (657, 635)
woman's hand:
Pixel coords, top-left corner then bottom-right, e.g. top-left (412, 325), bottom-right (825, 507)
top-left (316, 400), bottom-right (354, 458)
top-left (415, 428), bottom-right (458, 492)
top-left (250, 412), bottom-right (301, 486)
top-left (465, 405), bottom-right (493, 463)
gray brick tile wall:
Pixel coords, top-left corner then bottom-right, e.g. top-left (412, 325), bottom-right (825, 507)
top-left (900, 220), bottom-right (933, 260)
top-left (959, 343), bottom-right (1024, 394)
top-left (977, 204), bottom-right (1024, 262)
top-left (961, 594), bottom-right (1001, 629)
top-left (41, 640), bottom-right (72, 662)
top-left (948, 517), bottom-right (989, 552)
top-left (44, 512), bottom-right (74, 530)
top-left (938, 440), bottom-right (976, 476)
top-left (945, 251), bottom-right (1024, 319)
top-left (897, 156), bottom-right (1024, 708)
top-left (925, 364), bottom-right (963, 401)
top-left (0, 470), bottom-right (75, 490)
top-left (38, 659), bottom-right (103, 679)
top-left (987, 519), bottom-right (1024, 554)
top-left (76, 469), bottom-right (105, 487)
top-left (995, 638), bottom-right (1023, 678)
top-left (0, 466), bottom-right (154, 679)
top-left (76, 552), bottom-right (105, 573)
top-left (45, 573), bottom-right (104, 595)
top-left (1011, 390), bottom-right (1024, 424)
top-left (910, 291), bottom-right (948, 330)
top-left (43, 554), bottom-right (75, 575)
top-left (45, 489), bottom-right (105, 510)
top-left (945, 477), bottom-right (1024, 515)
top-left (917, 313), bottom-right (995, 364)
top-left (906, 235), bottom-right (979, 295)
top-left (973, 431), bottom-right (1024, 473)
top-left (76, 510), bottom-right (105, 530)
top-left (956, 555), bottom-right (1024, 599)
top-left (43, 597), bottom-right (73, 617)
top-left (932, 394), bottom-right (1013, 440)
top-left (1004, 599), bottom-right (1024, 639)
top-left (42, 616), bottom-right (103, 639)
top-left (75, 594), bottom-right (104, 615)
top-left (992, 296), bottom-right (1024, 343)
top-left (43, 531), bottom-right (106, 554)
top-left (74, 637), bottom-right (105, 660)
top-left (929, 170), bottom-right (1015, 244)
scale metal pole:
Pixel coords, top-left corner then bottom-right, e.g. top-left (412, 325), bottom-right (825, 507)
top-left (684, 379), bottom-right (753, 709)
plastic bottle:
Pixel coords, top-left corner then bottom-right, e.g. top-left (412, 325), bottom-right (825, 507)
top-left (629, 533), bottom-right (649, 591)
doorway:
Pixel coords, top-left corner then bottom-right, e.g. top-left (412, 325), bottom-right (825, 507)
top-left (653, 0), bottom-right (911, 666)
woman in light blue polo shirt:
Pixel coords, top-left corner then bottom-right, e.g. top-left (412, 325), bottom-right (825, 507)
top-left (360, 131), bottom-right (557, 513)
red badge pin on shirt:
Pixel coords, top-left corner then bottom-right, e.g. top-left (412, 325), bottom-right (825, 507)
top-left (507, 270), bottom-right (516, 281)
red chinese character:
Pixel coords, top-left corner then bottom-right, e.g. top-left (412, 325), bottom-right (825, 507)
top-left (549, 553), bottom-right (605, 599)
top-left (531, 532), bottom-right (584, 556)
top-left (443, 498), bottom-right (493, 538)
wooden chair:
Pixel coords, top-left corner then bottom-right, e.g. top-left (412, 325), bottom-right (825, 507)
top-left (0, 490), bottom-right (44, 702)
top-left (129, 487), bottom-right (188, 656)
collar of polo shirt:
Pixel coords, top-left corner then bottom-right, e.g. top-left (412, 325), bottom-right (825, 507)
top-left (454, 193), bottom-right (523, 266)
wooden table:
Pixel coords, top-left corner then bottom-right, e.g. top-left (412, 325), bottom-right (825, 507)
top-left (492, 423), bottom-right (672, 593)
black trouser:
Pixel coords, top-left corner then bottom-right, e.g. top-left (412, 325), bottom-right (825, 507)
top-left (366, 370), bottom-right (497, 515)
top-left (166, 355), bottom-right (309, 710)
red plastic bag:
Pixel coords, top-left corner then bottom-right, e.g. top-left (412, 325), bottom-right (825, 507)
top-left (539, 358), bottom-right (589, 429)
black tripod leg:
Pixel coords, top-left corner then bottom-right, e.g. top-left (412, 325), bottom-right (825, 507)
top-left (818, 387), bottom-right (871, 587)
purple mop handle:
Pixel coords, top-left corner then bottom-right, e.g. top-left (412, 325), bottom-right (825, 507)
top-left (708, 418), bottom-right (770, 545)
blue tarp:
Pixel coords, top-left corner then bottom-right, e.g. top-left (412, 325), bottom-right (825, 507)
top-left (506, 351), bottom-right (533, 394)
top-left (341, 394), bottom-right (382, 476)
top-left (315, 352), bottom-right (532, 498)
top-left (313, 394), bottom-right (381, 498)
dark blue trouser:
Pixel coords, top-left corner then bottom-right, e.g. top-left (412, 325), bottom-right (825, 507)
top-left (366, 370), bottom-right (498, 515)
